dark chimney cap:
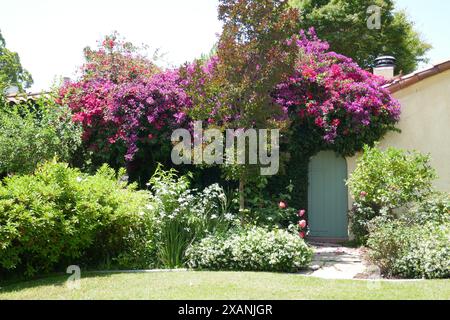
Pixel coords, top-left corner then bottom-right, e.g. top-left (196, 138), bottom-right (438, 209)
top-left (374, 56), bottom-right (396, 68)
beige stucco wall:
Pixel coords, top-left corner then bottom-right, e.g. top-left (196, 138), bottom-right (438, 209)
top-left (347, 69), bottom-right (450, 209)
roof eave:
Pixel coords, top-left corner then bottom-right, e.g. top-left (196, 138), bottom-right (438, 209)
top-left (384, 60), bottom-right (450, 94)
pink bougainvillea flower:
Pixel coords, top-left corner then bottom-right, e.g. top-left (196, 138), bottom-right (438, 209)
top-left (298, 209), bottom-right (306, 217)
top-left (332, 119), bottom-right (341, 127)
top-left (315, 117), bottom-right (324, 128)
top-left (273, 28), bottom-right (401, 148)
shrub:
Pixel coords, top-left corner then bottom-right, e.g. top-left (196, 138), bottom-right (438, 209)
top-left (348, 145), bottom-right (437, 209)
top-left (186, 226), bottom-right (313, 273)
top-left (367, 219), bottom-right (449, 279)
top-left (0, 161), bottom-right (152, 277)
top-left (348, 202), bottom-right (384, 245)
top-left (402, 192), bottom-right (450, 225)
top-left (347, 145), bottom-right (437, 243)
top-left (393, 223), bottom-right (449, 279)
top-left (245, 180), bottom-right (301, 228)
top-left (58, 34), bottom-right (189, 179)
top-left (0, 97), bottom-right (82, 176)
top-left (147, 165), bottom-right (236, 268)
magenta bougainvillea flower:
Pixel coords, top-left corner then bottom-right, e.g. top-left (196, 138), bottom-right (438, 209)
top-left (60, 69), bottom-right (191, 162)
top-left (274, 28), bottom-right (401, 146)
top-left (60, 29), bottom-right (400, 164)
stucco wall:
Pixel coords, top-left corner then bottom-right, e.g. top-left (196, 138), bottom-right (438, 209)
top-left (346, 69), bottom-right (450, 209)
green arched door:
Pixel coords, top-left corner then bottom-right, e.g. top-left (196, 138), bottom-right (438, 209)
top-left (308, 151), bottom-right (348, 239)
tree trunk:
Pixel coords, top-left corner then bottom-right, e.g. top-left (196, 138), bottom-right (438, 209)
top-left (239, 177), bottom-right (245, 212)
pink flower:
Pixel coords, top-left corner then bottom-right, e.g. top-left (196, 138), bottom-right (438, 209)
top-left (279, 201), bottom-right (287, 209)
top-left (360, 191), bottom-right (368, 198)
top-left (332, 119), bottom-right (341, 127)
top-left (299, 220), bottom-right (307, 229)
top-left (298, 209), bottom-right (306, 217)
top-left (299, 232), bottom-right (306, 239)
top-left (315, 117), bottom-right (324, 128)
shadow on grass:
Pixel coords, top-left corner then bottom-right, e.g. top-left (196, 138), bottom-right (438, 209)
top-left (0, 271), bottom-right (117, 295)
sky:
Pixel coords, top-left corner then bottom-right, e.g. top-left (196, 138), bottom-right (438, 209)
top-left (0, 0), bottom-right (449, 92)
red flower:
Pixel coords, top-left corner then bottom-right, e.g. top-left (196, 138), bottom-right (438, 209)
top-left (299, 232), bottom-right (306, 239)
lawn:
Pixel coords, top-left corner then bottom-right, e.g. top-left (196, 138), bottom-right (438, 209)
top-left (1, 271), bottom-right (449, 300)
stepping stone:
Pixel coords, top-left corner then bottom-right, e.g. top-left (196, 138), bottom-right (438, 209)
top-left (304, 244), bottom-right (375, 280)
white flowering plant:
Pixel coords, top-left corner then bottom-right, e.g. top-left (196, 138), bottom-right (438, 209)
top-left (186, 226), bottom-right (313, 273)
top-left (147, 164), bottom-right (237, 268)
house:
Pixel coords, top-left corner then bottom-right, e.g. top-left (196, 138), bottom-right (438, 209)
top-left (308, 59), bottom-right (450, 241)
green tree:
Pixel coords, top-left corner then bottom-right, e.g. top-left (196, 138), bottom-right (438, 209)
top-left (0, 30), bottom-right (33, 95)
top-left (289, 0), bottom-right (431, 74)
top-left (183, 0), bottom-right (301, 211)
top-left (0, 96), bottom-right (82, 176)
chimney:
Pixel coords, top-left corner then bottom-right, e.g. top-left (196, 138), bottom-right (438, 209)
top-left (373, 56), bottom-right (396, 80)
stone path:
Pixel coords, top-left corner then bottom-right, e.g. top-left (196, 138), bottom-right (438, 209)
top-left (300, 243), bottom-right (378, 280)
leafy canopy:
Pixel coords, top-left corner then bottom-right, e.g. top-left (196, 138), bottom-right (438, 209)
top-left (0, 97), bottom-right (82, 176)
top-left (0, 30), bottom-right (33, 95)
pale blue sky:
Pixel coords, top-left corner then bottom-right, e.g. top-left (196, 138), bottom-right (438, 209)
top-left (0, 0), bottom-right (449, 91)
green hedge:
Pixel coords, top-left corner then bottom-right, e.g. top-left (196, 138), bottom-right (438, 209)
top-left (0, 161), bottom-right (153, 277)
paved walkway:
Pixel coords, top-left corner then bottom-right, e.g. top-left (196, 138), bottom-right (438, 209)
top-left (301, 243), bottom-right (379, 280)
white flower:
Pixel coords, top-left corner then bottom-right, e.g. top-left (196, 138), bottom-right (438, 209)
top-left (224, 213), bottom-right (235, 221)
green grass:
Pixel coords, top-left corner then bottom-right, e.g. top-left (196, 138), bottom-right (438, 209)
top-left (1, 271), bottom-right (449, 300)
